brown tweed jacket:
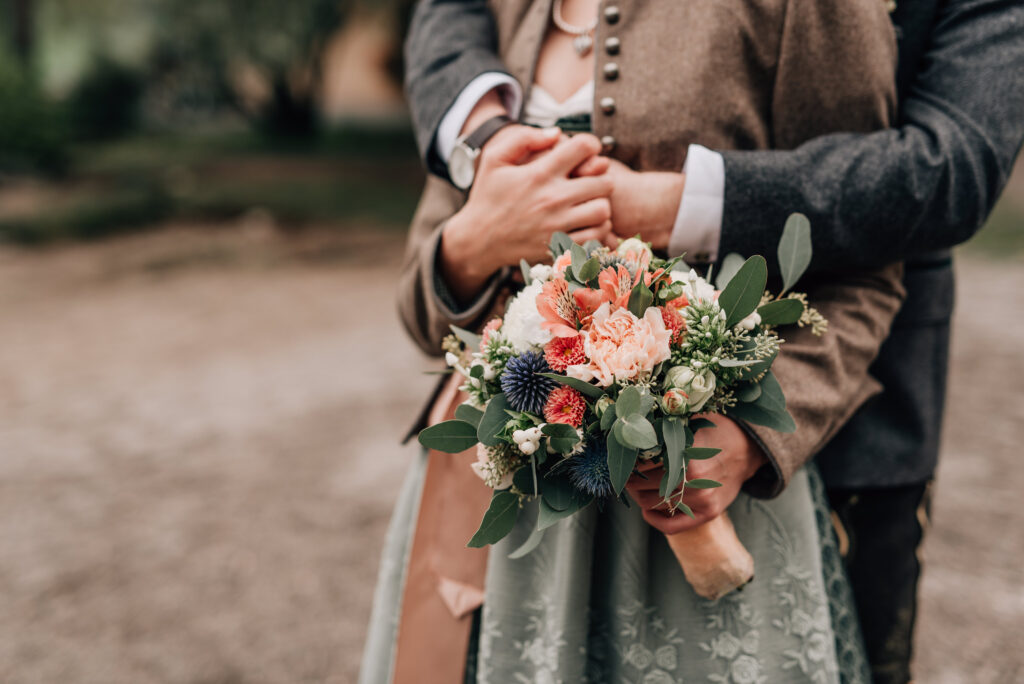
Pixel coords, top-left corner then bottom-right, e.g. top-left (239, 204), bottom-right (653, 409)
top-left (398, 0), bottom-right (904, 496)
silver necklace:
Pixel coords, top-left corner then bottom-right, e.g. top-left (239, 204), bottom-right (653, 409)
top-left (552, 0), bottom-right (598, 57)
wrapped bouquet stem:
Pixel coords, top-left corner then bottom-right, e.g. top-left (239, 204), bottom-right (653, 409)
top-left (419, 214), bottom-right (826, 600)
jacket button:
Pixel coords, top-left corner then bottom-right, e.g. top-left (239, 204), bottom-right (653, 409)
top-left (604, 6), bottom-right (620, 24)
top-left (604, 36), bottom-right (620, 55)
top-left (603, 62), bottom-right (619, 80)
top-left (600, 97), bottom-right (616, 115)
top-left (601, 135), bottom-right (616, 153)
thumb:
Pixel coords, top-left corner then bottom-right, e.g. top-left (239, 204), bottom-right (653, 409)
top-left (484, 125), bottom-right (561, 166)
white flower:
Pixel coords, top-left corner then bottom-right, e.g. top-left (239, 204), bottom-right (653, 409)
top-left (512, 429), bottom-right (528, 444)
top-left (529, 263), bottom-right (554, 283)
top-left (713, 632), bottom-right (742, 659)
top-left (501, 280), bottom-right (553, 353)
top-left (664, 366), bottom-right (717, 412)
top-left (519, 441), bottom-right (537, 455)
top-left (671, 268), bottom-right (717, 305)
top-left (445, 351), bottom-right (460, 367)
top-left (623, 643), bottom-right (654, 670)
top-left (617, 237), bottom-right (654, 266)
top-left (729, 654), bottom-right (762, 684)
top-left (738, 311), bottom-right (762, 331)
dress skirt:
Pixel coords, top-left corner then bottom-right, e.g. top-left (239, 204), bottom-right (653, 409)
top-left (360, 451), bottom-right (869, 684)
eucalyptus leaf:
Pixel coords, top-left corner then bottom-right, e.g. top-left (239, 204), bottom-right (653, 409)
top-left (470, 364), bottom-right (484, 379)
top-left (716, 252), bottom-right (746, 290)
top-left (607, 435), bottom-right (639, 496)
top-left (418, 420), bottom-right (479, 453)
top-left (757, 298), bottom-right (805, 327)
top-left (478, 393), bottom-right (512, 447)
top-left (663, 418), bottom-right (686, 493)
top-left (537, 495), bottom-right (586, 530)
top-left (615, 386), bottom-right (642, 418)
top-left (627, 278), bottom-right (655, 318)
top-left (686, 447), bottom-right (722, 461)
top-left (467, 490), bottom-right (520, 547)
top-left (449, 325), bottom-right (482, 351)
top-left (728, 402), bottom-right (796, 433)
top-left (454, 404), bottom-right (484, 428)
top-left (541, 422), bottom-right (581, 454)
top-left (615, 414), bottom-right (658, 450)
top-left (675, 501), bottom-right (696, 518)
top-left (736, 383), bottom-right (762, 403)
top-left (549, 231), bottom-right (574, 258)
top-left (577, 257), bottom-right (602, 283)
top-left (718, 358), bottom-right (760, 368)
top-left (508, 523), bottom-right (546, 559)
top-left (689, 417), bottom-right (717, 432)
top-left (538, 373), bottom-right (604, 399)
top-left (685, 478), bottom-right (723, 489)
top-left (520, 258), bottom-right (533, 285)
top-left (570, 242), bottom-right (589, 281)
top-left (718, 255), bottom-right (768, 328)
top-left (756, 371), bottom-right (787, 414)
top-left (540, 473), bottom-right (575, 511)
top-left (583, 239), bottom-right (604, 255)
top-left (778, 213), bottom-right (812, 294)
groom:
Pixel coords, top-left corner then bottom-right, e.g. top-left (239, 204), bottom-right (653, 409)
top-left (400, 1), bottom-right (1024, 682)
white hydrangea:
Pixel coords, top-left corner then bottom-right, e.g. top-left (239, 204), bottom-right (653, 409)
top-left (670, 268), bottom-right (717, 305)
top-left (502, 280), bottom-right (553, 353)
top-left (529, 263), bottom-right (555, 283)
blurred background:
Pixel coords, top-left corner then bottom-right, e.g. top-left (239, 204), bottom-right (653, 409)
top-left (0, 1), bottom-right (1022, 682)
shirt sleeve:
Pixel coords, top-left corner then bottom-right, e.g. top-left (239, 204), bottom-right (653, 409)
top-left (435, 73), bottom-right (524, 167)
top-left (668, 144), bottom-right (725, 263)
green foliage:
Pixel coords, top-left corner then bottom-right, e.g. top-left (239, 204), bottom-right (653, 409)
top-left (477, 393), bottom-right (512, 447)
top-left (538, 373), bottom-right (603, 399)
top-left (66, 56), bottom-right (143, 141)
top-left (778, 213), bottom-right (812, 293)
top-left (718, 255), bottom-right (768, 328)
top-left (606, 434), bottom-right (638, 496)
top-left (467, 490), bottom-right (520, 548)
top-left (541, 423), bottom-right (580, 454)
top-left (757, 298), bottom-right (805, 327)
top-left (418, 420), bottom-right (479, 453)
top-left (716, 252), bottom-right (746, 289)
top-left (0, 54), bottom-right (68, 173)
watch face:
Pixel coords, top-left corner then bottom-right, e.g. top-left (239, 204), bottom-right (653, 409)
top-left (450, 144), bottom-right (477, 190)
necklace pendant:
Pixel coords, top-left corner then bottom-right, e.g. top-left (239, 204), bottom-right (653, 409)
top-left (572, 33), bottom-right (593, 57)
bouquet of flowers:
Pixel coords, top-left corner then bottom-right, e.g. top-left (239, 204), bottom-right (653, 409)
top-left (419, 214), bottom-right (826, 599)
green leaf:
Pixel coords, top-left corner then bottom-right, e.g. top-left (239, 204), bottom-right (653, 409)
top-left (615, 386), bottom-right (642, 418)
top-left (577, 257), bottom-right (602, 283)
top-left (718, 358), bottom-right (760, 368)
top-left (689, 418), bottom-right (717, 432)
top-left (657, 281), bottom-right (685, 302)
top-left (600, 404), bottom-right (617, 431)
top-left (662, 418), bottom-right (686, 494)
top-left (549, 232), bottom-right (574, 258)
top-left (570, 242), bottom-right (589, 281)
top-left (537, 495), bottom-right (587, 530)
top-left (614, 414), bottom-right (658, 450)
top-left (449, 325), bottom-right (482, 351)
top-left (718, 255), bottom-right (768, 329)
top-left (686, 447), bottom-right (721, 461)
top-left (583, 239), bottom-right (604, 255)
top-left (778, 213), bottom-right (812, 294)
top-left (455, 404), bottom-right (484, 428)
top-left (735, 383), bottom-right (762, 403)
top-left (541, 423), bottom-right (581, 454)
top-left (627, 278), bottom-right (655, 318)
top-left (757, 298), bottom-right (805, 327)
top-left (675, 501), bottom-right (696, 518)
top-left (538, 373), bottom-right (604, 399)
top-left (716, 252), bottom-right (746, 289)
top-left (418, 420), bottom-right (479, 453)
top-left (540, 473), bottom-right (575, 511)
top-left (467, 490), bottom-right (520, 547)
top-left (757, 371), bottom-right (787, 414)
top-left (508, 524), bottom-right (546, 559)
top-left (477, 393), bottom-right (512, 447)
top-left (728, 402), bottom-right (796, 433)
top-left (470, 364), bottom-right (484, 379)
top-left (520, 258), bottom-right (533, 285)
top-left (745, 347), bottom-right (779, 378)
top-left (685, 478), bottom-right (723, 489)
top-left (607, 435), bottom-right (639, 496)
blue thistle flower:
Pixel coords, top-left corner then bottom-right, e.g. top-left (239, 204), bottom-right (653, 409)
top-left (568, 439), bottom-right (615, 499)
top-left (500, 351), bottom-right (558, 414)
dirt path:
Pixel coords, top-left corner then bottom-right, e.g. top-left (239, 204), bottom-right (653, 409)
top-left (0, 224), bottom-right (1021, 683)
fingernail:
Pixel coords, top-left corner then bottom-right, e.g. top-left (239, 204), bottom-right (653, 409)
top-left (542, 127), bottom-right (561, 136)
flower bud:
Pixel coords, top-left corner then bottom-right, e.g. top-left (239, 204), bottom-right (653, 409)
top-left (445, 352), bottom-right (460, 367)
top-left (519, 441), bottom-right (537, 456)
top-left (512, 429), bottom-right (527, 444)
top-left (661, 388), bottom-right (689, 415)
top-left (594, 395), bottom-right (614, 418)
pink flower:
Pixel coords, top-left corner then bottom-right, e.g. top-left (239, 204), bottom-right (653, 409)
top-left (567, 303), bottom-right (672, 387)
top-left (479, 318), bottom-right (502, 352)
top-left (553, 252), bottom-right (573, 275)
top-left (536, 277), bottom-right (580, 337)
top-left (598, 265), bottom-right (639, 310)
top-left (543, 387), bottom-right (586, 427)
top-left (544, 335), bottom-right (587, 372)
top-left (660, 305), bottom-right (686, 343)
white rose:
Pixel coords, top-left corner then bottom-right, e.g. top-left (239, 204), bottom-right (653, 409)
top-left (501, 280), bottom-right (553, 353)
top-left (664, 365), bottom-right (717, 412)
top-left (616, 237), bottom-right (653, 261)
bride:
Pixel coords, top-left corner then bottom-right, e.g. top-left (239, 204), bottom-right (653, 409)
top-left (363, 0), bottom-right (905, 682)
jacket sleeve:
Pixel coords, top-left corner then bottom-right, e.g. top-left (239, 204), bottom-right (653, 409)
top-left (404, 0), bottom-right (511, 179)
top-left (719, 0), bottom-right (1024, 273)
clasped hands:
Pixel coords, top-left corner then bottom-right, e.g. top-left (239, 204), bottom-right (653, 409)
top-left (439, 124), bottom-right (767, 532)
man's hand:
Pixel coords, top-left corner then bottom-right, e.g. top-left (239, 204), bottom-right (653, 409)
top-left (624, 415), bottom-right (766, 535)
top-left (602, 159), bottom-right (685, 251)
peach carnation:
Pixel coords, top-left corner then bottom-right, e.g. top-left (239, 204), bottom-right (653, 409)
top-left (543, 387), bottom-right (586, 427)
top-left (553, 252), bottom-right (573, 275)
top-left (544, 335), bottom-right (587, 372)
top-left (566, 303), bottom-right (673, 387)
top-left (479, 318), bottom-right (502, 351)
top-left (660, 305), bottom-right (686, 343)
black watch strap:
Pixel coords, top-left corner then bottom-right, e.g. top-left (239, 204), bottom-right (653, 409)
top-left (463, 114), bottom-right (515, 151)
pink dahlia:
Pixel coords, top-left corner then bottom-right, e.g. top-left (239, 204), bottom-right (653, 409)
top-left (544, 335), bottom-right (587, 372)
top-left (544, 387), bottom-right (586, 427)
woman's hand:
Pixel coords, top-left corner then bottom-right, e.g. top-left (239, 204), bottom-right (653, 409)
top-left (602, 159), bottom-right (685, 251)
top-left (624, 415), bottom-right (767, 535)
top-left (440, 128), bottom-right (614, 302)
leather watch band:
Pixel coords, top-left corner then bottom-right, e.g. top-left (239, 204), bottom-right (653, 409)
top-left (463, 114), bottom-right (515, 151)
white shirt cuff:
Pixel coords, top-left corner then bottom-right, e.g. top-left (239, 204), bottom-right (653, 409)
top-left (435, 73), bottom-right (524, 166)
top-left (668, 144), bottom-right (725, 263)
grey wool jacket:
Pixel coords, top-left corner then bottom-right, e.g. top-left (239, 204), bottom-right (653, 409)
top-left (403, 0), bottom-right (1024, 490)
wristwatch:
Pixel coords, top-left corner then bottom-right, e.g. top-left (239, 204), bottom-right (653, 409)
top-left (448, 114), bottom-right (515, 190)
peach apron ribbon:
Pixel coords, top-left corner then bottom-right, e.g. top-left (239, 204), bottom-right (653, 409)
top-left (391, 374), bottom-right (493, 684)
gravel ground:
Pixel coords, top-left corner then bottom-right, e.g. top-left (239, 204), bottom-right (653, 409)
top-left (0, 222), bottom-right (1021, 683)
